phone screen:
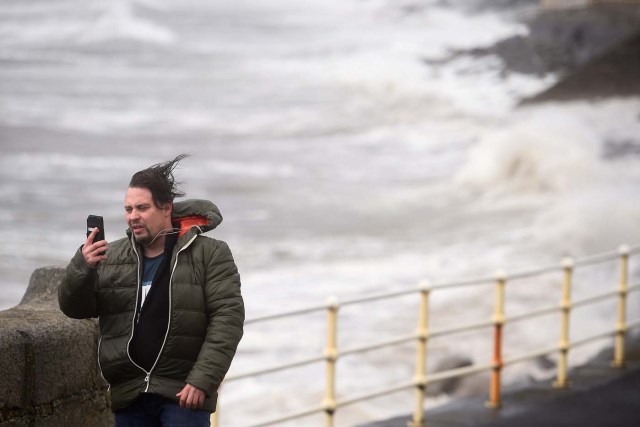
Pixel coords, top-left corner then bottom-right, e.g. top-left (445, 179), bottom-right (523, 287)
top-left (87, 215), bottom-right (105, 242)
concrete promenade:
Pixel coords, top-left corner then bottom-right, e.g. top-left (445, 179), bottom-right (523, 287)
top-left (362, 350), bottom-right (640, 427)
top-left (474, 364), bottom-right (640, 427)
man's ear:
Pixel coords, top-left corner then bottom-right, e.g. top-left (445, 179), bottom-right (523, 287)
top-left (163, 202), bottom-right (173, 216)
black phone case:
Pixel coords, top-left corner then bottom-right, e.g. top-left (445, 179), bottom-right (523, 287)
top-left (87, 215), bottom-right (105, 242)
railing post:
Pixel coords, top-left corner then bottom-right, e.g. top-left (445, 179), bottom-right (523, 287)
top-left (613, 245), bottom-right (629, 368)
top-left (211, 382), bottom-right (223, 427)
top-left (323, 297), bottom-right (339, 427)
top-left (553, 257), bottom-right (574, 389)
top-left (211, 399), bottom-right (220, 427)
top-left (408, 281), bottom-right (430, 427)
top-left (486, 270), bottom-right (506, 409)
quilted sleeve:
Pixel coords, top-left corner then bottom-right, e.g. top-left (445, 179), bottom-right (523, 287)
top-left (58, 246), bottom-right (99, 319)
top-left (186, 240), bottom-right (244, 395)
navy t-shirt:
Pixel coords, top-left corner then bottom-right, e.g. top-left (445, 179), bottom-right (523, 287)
top-left (131, 249), bottom-right (170, 372)
top-left (140, 253), bottom-right (164, 307)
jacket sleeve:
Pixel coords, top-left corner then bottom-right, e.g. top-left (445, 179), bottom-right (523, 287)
top-left (186, 240), bottom-right (244, 395)
top-left (58, 246), bottom-right (100, 319)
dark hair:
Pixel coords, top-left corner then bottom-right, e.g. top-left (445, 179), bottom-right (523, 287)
top-left (129, 154), bottom-right (189, 207)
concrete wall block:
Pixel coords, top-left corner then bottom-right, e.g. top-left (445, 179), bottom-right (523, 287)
top-left (0, 265), bottom-right (111, 426)
top-left (0, 310), bottom-right (101, 408)
top-left (33, 391), bottom-right (113, 427)
top-left (20, 266), bottom-right (67, 310)
top-left (32, 316), bottom-right (100, 405)
top-left (0, 329), bottom-right (28, 409)
top-left (0, 391), bottom-right (113, 427)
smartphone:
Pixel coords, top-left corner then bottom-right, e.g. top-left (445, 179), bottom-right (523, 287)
top-left (87, 215), bottom-right (105, 242)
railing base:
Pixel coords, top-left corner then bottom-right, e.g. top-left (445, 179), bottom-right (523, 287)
top-left (484, 400), bottom-right (502, 410)
top-left (611, 360), bottom-right (626, 369)
top-left (552, 380), bottom-right (571, 389)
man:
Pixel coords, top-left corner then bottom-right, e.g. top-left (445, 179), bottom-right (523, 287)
top-left (58, 154), bottom-right (244, 426)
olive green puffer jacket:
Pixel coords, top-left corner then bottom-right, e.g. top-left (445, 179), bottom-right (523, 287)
top-left (58, 199), bottom-right (244, 412)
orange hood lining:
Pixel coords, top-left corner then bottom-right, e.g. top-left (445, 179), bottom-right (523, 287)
top-left (174, 216), bottom-right (209, 237)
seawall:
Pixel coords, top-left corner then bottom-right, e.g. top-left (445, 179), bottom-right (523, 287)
top-left (0, 267), bottom-right (113, 427)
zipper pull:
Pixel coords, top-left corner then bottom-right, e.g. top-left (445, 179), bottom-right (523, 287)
top-left (144, 374), bottom-right (150, 383)
top-left (136, 312), bottom-right (141, 324)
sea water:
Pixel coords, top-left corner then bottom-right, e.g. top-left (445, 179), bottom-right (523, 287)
top-left (1, 0), bottom-right (640, 425)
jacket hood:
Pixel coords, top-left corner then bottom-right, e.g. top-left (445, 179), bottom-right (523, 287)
top-left (172, 199), bottom-right (223, 236)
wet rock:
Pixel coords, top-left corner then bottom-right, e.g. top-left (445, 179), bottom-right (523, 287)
top-left (472, 5), bottom-right (640, 77)
top-left (522, 30), bottom-right (640, 102)
top-left (427, 354), bottom-right (489, 398)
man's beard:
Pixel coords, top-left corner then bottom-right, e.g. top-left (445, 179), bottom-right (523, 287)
top-left (132, 225), bottom-right (153, 246)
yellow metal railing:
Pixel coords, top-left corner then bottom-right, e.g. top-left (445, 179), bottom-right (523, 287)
top-left (212, 244), bottom-right (640, 427)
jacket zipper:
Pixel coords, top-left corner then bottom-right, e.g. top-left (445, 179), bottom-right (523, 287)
top-left (127, 233), bottom-right (200, 392)
top-left (97, 335), bottom-right (110, 390)
top-left (126, 236), bottom-right (147, 378)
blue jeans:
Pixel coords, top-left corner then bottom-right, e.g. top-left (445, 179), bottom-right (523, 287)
top-left (115, 393), bottom-right (211, 427)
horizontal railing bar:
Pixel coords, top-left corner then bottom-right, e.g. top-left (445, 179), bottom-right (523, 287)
top-left (245, 303), bottom-right (329, 325)
top-left (503, 285), bottom-right (635, 327)
top-left (426, 362), bottom-right (494, 384)
top-left (241, 405), bottom-right (325, 427)
top-left (507, 248), bottom-right (622, 280)
top-left (505, 305), bottom-right (558, 324)
top-left (246, 281), bottom-right (640, 326)
top-left (434, 249), bottom-right (622, 285)
top-left (570, 330), bottom-right (615, 349)
top-left (244, 251), bottom-right (638, 327)
top-left (433, 246), bottom-right (634, 286)
top-left (340, 288), bottom-right (419, 307)
top-left (503, 346), bottom-right (559, 367)
top-left (505, 263), bottom-right (564, 281)
top-left (229, 312), bottom-right (640, 382)
top-left (572, 290), bottom-right (618, 309)
top-left (430, 277), bottom-right (496, 290)
top-left (225, 355), bottom-right (325, 382)
top-left (340, 333), bottom-right (416, 357)
top-left (336, 381), bottom-right (415, 408)
top-left (573, 250), bottom-right (619, 267)
top-left (430, 320), bottom-right (494, 338)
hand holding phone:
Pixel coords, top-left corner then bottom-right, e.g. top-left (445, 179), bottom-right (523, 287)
top-left (87, 215), bottom-right (105, 242)
top-left (84, 215), bottom-right (108, 268)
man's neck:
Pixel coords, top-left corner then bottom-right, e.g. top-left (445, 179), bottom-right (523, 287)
top-left (143, 236), bottom-right (166, 258)
top-left (142, 220), bottom-right (174, 258)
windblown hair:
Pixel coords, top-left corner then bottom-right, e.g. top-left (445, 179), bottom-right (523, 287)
top-left (129, 154), bottom-right (189, 207)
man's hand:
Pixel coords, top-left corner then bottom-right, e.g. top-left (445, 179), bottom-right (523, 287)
top-left (82, 227), bottom-right (108, 268)
top-left (176, 383), bottom-right (206, 410)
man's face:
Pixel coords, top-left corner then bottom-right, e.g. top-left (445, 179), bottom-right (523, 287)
top-left (124, 187), bottom-right (171, 246)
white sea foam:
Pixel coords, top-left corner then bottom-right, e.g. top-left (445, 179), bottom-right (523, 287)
top-left (455, 108), bottom-right (603, 195)
top-left (0, 0), bottom-right (174, 46)
top-left (533, 185), bottom-right (640, 256)
top-left (455, 100), bottom-right (640, 258)
top-left (78, 1), bottom-right (175, 45)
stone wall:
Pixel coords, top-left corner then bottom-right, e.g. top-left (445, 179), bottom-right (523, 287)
top-left (0, 267), bottom-right (113, 427)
